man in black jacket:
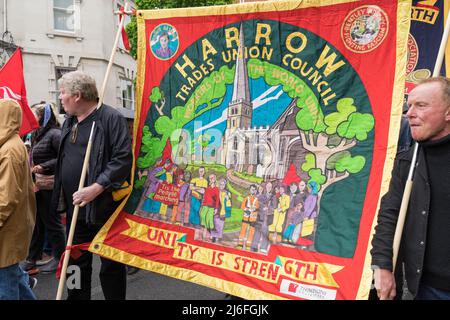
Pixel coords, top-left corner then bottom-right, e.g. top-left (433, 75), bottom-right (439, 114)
top-left (51, 71), bottom-right (132, 300)
top-left (371, 77), bottom-right (450, 300)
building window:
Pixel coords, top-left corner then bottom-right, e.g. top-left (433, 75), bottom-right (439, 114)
top-left (55, 66), bottom-right (76, 113)
top-left (53, 0), bottom-right (78, 33)
top-left (233, 137), bottom-right (238, 150)
top-left (121, 78), bottom-right (135, 110)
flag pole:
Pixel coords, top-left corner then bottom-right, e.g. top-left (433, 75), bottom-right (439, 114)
top-left (392, 9), bottom-right (450, 270)
top-left (56, 2), bottom-right (131, 300)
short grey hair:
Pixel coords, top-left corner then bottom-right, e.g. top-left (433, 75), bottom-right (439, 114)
top-left (418, 76), bottom-right (450, 106)
top-left (58, 70), bottom-right (98, 102)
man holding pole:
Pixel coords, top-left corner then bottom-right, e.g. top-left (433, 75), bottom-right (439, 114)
top-left (371, 77), bottom-right (450, 300)
top-left (51, 71), bottom-right (132, 300)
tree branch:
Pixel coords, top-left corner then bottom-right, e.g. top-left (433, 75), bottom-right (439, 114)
top-left (316, 133), bottom-right (328, 147)
top-left (332, 138), bottom-right (356, 153)
top-left (309, 131), bottom-right (316, 147)
top-left (300, 130), bottom-right (314, 152)
top-left (300, 130), bottom-right (322, 152)
top-left (321, 171), bottom-right (349, 195)
top-left (154, 98), bottom-right (165, 116)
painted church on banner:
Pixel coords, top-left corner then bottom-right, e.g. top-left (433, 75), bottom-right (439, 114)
top-left (218, 25), bottom-right (309, 181)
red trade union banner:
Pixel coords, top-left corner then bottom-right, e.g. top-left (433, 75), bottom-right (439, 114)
top-left (90, 0), bottom-right (411, 299)
top-left (0, 49), bottom-right (38, 136)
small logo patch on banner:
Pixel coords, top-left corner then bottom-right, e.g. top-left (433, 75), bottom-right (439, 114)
top-left (341, 5), bottom-right (389, 53)
top-left (280, 279), bottom-right (337, 300)
top-left (150, 23), bottom-right (179, 60)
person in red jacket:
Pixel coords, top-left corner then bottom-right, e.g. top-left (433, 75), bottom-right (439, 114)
top-left (199, 174), bottom-right (220, 241)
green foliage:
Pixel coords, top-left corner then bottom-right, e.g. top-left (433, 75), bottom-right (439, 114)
top-left (337, 112), bottom-right (375, 141)
top-left (125, 18), bottom-right (138, 59)
top-left (326, 151), bottom-right (345, 170)
top-left (223, 207), bottom-right (244, 233)
top-left (152, 106), bottom-right (185, 159)
top-left (233, 171), bottom-right (264, 184)
top-left (191, 134), bottom-right (212, 156)
top-left (227, 182), bottom-right (244, 203)
top-left (137, 65), bottom-right (234, 170)
top-left (301, 153), bottom-right (316, 172)
top-left (307, 168), bottom-right (326, 191)
top-left (327, 151), bottom-right (365, 174)
top-left (247, 59), bottom-right (326, 133)
top-left (192, 65), bottom-right (235, 116)
top-left (327, 134), bottom-right (343, 147)
top-left (323, 97), bottom-right (375, 142)
top-left (137, 125), bottom-right (163, 169)
top-left (335, 153), bottom-right (366, 174)
top-left (247, 61), bottom-right (373, 180)
top-left (154, 109), bottom-right (180, 135)
top-left (149, 86), bottom-right (162, 102)
top-left (127, 0), bottom-right (235, 59)
top-left (296, 106), bottom-right (327, 133)
top-left (136, 0), bottom-right (234, 9)
top-left (324, 98), bottom-right (357, 135)
top-left (134, 176), bottom-right (147, 189)
top-left (186, 163), bottom-right (227, 174)
top-left (198, 134), bottom-right (211, 149)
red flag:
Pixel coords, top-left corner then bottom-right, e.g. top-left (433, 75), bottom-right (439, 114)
top-left (0, 49), bottom-right (38, 136)
top-left (119, 6), bottom-right (131, 51)
top-left (282, 163), bottom-right (302, 186)
top-left (161, 138), bottom-right (173, 165)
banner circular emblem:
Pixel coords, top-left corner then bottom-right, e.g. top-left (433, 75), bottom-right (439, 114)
top-left (341, 5), bottom-right (389, 53)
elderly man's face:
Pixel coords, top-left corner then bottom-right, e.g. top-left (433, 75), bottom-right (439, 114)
top-left (407, 81), bottom-right (450, 141)
top-left (59, 86), bottom-right (79, 115)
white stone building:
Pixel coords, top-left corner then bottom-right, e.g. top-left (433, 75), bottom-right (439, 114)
top-left (0, 0), bottom-right (136, 119)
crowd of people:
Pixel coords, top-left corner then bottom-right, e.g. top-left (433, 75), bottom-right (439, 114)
top-left (0, 71), bottom-right (133, 300)
top-left (137, 162), bottom-right (320, 254)
top-left (0, 74), bottom-right (449, 300)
